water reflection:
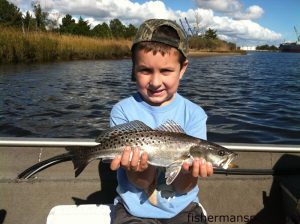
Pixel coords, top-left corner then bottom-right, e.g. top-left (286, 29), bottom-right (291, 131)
top-left (0, 52), bottom-right (299, 144)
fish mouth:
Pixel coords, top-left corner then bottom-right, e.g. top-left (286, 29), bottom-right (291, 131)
top-left (220, 153), bottom-right (238, 169)
top-left (227, 163), bottom-right (239, 168)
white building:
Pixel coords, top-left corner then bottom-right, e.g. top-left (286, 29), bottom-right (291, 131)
top-left (240, 46), bottom-right (256, 51)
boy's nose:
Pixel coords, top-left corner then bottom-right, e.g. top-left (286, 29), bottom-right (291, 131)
top-left (149, 73), bottom-right (162, 87)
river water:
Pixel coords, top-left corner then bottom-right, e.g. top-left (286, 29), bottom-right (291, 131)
top-left (0, 52), bottom-right (299, 144)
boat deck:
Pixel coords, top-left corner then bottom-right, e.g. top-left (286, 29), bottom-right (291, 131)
top-left (0, 140), bottom-right (300, 224)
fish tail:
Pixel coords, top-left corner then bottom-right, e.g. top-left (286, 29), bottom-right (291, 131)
top-left (65, 146), bottom-right (98, 177)
top-left (18, 153), bottom-right (72, 179)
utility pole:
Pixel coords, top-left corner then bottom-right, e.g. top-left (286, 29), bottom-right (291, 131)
top-left (294, 26), bottom-right (300, 43)
top-left (185, 17), bottom-right (194, 36)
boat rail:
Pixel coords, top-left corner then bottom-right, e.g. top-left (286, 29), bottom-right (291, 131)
top-left (0, 137), bottom-right (299, 152)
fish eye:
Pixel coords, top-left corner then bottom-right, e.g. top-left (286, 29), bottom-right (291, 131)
top-left (218, 150), bottom-right (225, 156)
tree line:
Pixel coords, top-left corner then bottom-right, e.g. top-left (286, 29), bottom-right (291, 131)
top-left (59, 15), bottom-right (137, 38)
top-left (1, 0), bottom-right (223, 40)
top-left (256, 44), bottom-right (278, 51)
top-left (0, 0), bottom-right (137, 39)
top-left (1, 0), bottom-right (241, 52)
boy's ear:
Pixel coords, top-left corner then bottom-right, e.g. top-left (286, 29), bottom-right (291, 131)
top-left (179, 59), bottom-right (188, 80)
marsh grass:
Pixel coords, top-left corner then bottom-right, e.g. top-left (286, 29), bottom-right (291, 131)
top-left (189, 36), bottom-right (237, 51)
top-left (0, 26), bottom-right (132, 63)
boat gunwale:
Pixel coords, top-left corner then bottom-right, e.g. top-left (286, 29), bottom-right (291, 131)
top-left (0, 137), bottom-right (299, 153)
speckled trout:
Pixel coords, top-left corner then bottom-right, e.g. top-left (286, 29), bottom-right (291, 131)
top-left (18, 120), bottom-right (237, 184)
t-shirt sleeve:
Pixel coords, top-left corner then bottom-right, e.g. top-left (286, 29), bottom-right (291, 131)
top-left (110, 104), bottom-right (128, 127)
top-left (186, 106), bottom-right (207, 140)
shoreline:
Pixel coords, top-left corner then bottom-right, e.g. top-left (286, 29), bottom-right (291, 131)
top-left (1, 26), bottom-right (246, 64)
top-left (188, 50), bottom-right (246, 57)
top-left (0, 50), bottom-right (247, 65)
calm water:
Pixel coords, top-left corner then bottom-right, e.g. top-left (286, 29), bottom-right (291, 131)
top-left (0, 52), bottom-right (299, 144)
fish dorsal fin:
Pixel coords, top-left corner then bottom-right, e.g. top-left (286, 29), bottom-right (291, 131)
top-left (155, 120), bottom-right (185, 133)
top-left (95, 120), bottom-right (152, 142)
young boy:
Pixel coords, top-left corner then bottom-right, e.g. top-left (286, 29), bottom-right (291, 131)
top-left (109, 19), bottom-right (213, 223)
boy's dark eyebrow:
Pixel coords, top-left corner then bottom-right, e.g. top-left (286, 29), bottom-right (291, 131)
top-left (136, 65), bottom-right (151, 70)
top-left (136, 65), bottom-right (153, 72)
top-left (160, 67), bottom-right (175, 71)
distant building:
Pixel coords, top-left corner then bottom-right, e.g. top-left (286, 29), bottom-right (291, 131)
top-left (240, 46), bottom-right (256, 51)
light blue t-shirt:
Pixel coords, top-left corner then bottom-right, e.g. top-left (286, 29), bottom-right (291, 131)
top-left (110, 92), bottom-right (207, 219)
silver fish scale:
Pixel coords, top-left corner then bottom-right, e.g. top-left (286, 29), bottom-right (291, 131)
top-left (100, 130), bottom-right (194, 148)
top-left (95, 120), bottom-right (152, 142)
top-left (87, 130), bottom-right (199, 167)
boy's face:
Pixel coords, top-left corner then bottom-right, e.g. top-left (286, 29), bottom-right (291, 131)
top-left (134, 48), bottom-right (188, 106)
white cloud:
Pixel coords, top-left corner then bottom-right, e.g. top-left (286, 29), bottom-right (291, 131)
top-left (177, 8), bottom-right (281, 45)
top-left (195, 0), bottom-right (264, 20)
top-left (8, 0), bottom-right (282, 45)
top-left (41, 0), bottom-right (177, 25)
top-left (215, 17), bottom-right (281, 41)
top-left (235, 5), bottom-right (264, 20)
top-left (195, 0), bottom-right (242, 13)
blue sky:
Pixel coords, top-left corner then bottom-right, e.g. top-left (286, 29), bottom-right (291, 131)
top-left (242, 0), bottom-right (300, 43)
top-left (9, 0), bottom-right (300, 46)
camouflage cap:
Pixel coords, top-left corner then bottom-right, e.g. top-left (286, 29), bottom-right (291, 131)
top-left (132, 19), bottom-right (189, 57)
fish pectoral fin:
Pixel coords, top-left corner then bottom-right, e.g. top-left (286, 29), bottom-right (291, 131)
top-left (165, 161), bottom-right (183, 185)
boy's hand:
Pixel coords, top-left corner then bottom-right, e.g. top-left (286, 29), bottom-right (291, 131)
top-left (182, 158), bottom-right (213, 178)
top-left (110, 146), bottom-right (155, 189)
top-left (172, 157), bottom-right (213, 193)
top-left (110, 146), bottom-right (149, 172)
